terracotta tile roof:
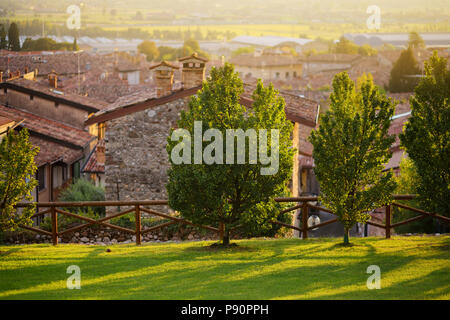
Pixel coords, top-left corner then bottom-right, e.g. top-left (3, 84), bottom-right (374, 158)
top-left (82, 140), bottom-right (105, 174)
top-left (149, 61), bottom-right (180, 70)
top-left (86, 82), bottom-right (320, 128)
top-left (0, 105), bottom-right (95, 149)
top-left (30, 135), bottom-right (84, 166)
top-left (178, 53), bottom-right (208, 62)
top-left (2, 78), bottom-right (109, 112)
top-left (0, 115), bottom-right (14, 126)
top-left (242, 83), bottom-right (320, 126)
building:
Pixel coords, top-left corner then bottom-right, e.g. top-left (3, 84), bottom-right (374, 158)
top-left (0, 74), bottom-right (108, 202)
top-left (0, 105), bottom-right (95, 203)
top-left (85, 53), bottom-right (321, 229)
top-left (229, 52), bottom-right (303, 81)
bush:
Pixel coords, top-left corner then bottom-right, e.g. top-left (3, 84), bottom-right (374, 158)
top-left (58, 178), bottom-right (105, 216)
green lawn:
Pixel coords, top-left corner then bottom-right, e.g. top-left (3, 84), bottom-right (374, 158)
top-left (0, 236), bottom-right (449, 300)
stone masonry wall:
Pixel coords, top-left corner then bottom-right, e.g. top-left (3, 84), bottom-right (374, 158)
top-left (104, 97), bottom-right (190, 212)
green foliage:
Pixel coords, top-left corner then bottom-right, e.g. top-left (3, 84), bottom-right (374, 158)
top-left (21, 37), bottom-right (75, 52)
top-left (137, 40), bottom-right (159, 62)
top-left (0, 129), bottom-right (38, 231)
top-left (393, 158), bottom-right (434, 233)
top-left (309, 72), bottom-right (397, 244)
top-left (400, 51), bottom-right (450, 219)
top-left (333, 36), bottom-right (359, 54)
top-left (408, 32), bottom-right (425, 49)
top-left (156, 39), bottom-right (209, 61)
top-left (58, 178), bottom-right (105, 216)
top-left (7, 22), bottom-right (20, 51)
top-left (388, 47), bottom-right (421, 93)
top-left (39, 207), bottom-right (100, 232)
top-left (231, 46), bottom-right (255, 57)
top-left (166, 63), bottom-right (295, 244)
top-left (0, 24), bottom-right (7, 50)
top-left (358, 44), bottom-right (377, 57)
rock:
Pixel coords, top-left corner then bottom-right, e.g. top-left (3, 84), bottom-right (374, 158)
top-left (80, 237), bottom-right (89, 243)
top-left (188, 234), bottom-right (194, 240)
top-left (35, 234), bottom-right (41, 240)
top-left (111, 239), bottom-right (118, 244)
top-left (103, 237), bottom-right (110, 243)
top-left (75, 232), bottom-right (80, 237)
top-left (132, 235), bottom-right (136, 242)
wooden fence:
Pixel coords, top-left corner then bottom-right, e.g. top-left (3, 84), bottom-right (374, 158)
top-left (273, 194), bottom-right (450, 239)
top-left (15, 195), bottom-right (449, 245)
top-left (15, 200), bottom-right (219, 246)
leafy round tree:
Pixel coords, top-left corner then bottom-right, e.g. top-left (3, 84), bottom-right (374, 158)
top-left (400, 51), bottom-right (450, 221)
top-left (0, 24), bottom-right (7, 50)
top-left (0, 129), bottom-right (39, 231)
top-left (309, 72), bottom-right (396, 244)
top-left (166, 63), bottom-right (295, 245)
top-left (137, 40), bottom-right (159, 62)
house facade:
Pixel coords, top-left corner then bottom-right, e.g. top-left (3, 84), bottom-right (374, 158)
top-left (86, 53), bottom-right (321, 228)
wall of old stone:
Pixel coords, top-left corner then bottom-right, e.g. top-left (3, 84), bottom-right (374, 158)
top-left (104, 97), bottom-right (190, 212)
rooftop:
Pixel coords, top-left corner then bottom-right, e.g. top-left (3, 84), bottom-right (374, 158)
top-left (1, 78), bottom-right (109, 112)
top-left (0, 104), bottom-right (95, 149)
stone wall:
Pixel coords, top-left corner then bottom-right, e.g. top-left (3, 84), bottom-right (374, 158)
top-left (104, 97), bottom-right (190, 212)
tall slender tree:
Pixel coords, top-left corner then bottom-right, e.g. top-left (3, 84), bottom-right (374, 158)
top-left (388, 47), bottom-right (421, 93)
top-left (309, 73), bottom-right (396, 244)
top-left (7, 22), bottom-right (20, 51)
top-left (0, 24), bottom-right (7, 50)
top-left (400, 52), bottom-right (450, 221)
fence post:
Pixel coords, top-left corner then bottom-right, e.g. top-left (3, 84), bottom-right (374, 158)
top-left (302, 202), bottom-right (309, 239)
top-left (51, 205), bottom-right (58, 246)
top-left (385, 204), bottom-right (391, 239)
top-left (135, 205), bottom-right (141, 245)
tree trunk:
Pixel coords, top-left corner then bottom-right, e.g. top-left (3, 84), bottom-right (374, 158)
top-left (343, 227), bottom-right (350, 245)
top-left (222, 228), bottom-right (230, 246)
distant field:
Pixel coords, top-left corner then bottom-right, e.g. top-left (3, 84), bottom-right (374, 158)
top-left (7, 10), bottom-right (450, 40)
top-left (1, 236), bottom-right (449, 300)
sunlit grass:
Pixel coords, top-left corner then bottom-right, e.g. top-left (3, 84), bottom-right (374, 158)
top-left (0, 236), bottom-right (449, 300)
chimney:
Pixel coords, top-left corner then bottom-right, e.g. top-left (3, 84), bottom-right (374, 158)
top-left (150, 61), bottom-right (179, 98)
top-left (178, 52), bottom-right (208, 89)
top-left (48, 71), bottom-right (58, 88)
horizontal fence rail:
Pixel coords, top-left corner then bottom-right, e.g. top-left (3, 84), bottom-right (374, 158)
top-left (273, 194), bottom-right (450, 239)
top-left (15, 195), bottom-right (449, 245)
top-left (15, 200), bottom-right (219, 246)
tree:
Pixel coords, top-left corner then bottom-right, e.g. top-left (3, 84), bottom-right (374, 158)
top-left (166, 63), bottom-right (295, 245)
top-left (0, 24), bottom-right (7, 49)
top-left (392, 158), bottom-right (434, 233)
top-left (72, 37), bottom-right (78, 51)
top-left (0, 129), bottom-right (38, 231)
top-left (358, 44), bottom-right (377, 57)
top-left (137, 40), bottom-right (159, 62)
top-left (388, 47), bottom-right (421, 93)
top-left (309, 72), bottom-right (396, 244)
top-left (334, 36), bottom-right (358, 54)
top-left (400, 51), bottom-right (450, 222)
top-left (408, 32), bottom-right (425, 49)
top-left (7, 22), bottom-right (20, 51)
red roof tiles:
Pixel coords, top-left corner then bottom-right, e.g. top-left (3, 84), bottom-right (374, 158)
top-left (0, 105), bottom-right (95, 149)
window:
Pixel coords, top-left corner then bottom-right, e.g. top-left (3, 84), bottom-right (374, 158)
top-left (55, 102), bottom-right (59, 107)
top-left (30, 95), bottom-right (34, 100)
top-left (37, 166), bottom-right (46, 191)
top-left (276, 72), bottom-right (280, 78)
top-left (286, 72), bottom-right (289, 78)
top-left (72, 162), bottom-right (80, 180)
top-left (293, 71), bottom-right (297, 78)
